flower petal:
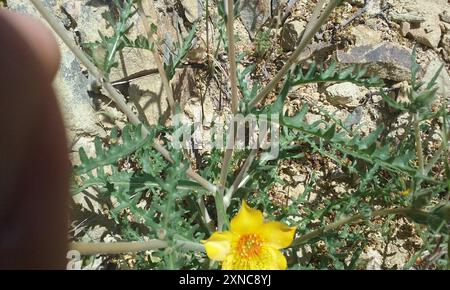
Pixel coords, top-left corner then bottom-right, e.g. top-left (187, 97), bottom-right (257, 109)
top-left (221, 246), bottom-right (288, 270)
top-left (202, 231), bottom-right (234, 261)
top-left (230, 200), bottom-right (264, 235)
top-left (259, 221), bottom-right (296, 249)
top-left (265, 246), bottom-right (288, 270)
top-left (221, 254), bottom-right (235, 270)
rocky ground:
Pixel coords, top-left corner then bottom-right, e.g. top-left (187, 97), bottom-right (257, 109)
top-left (5, 0), bottom-right (449, 269)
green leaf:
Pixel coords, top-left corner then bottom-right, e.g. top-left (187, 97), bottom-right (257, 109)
top-left (74, 124), bottom-right (154, 176)
top-left (281, 104), bottom-right (309, 128)
top-left (323, 123), bottom-right (336, 140)
top-left (358, 125), bottom-right (384, 150)
top-left (291, 60), bottom-right (383, 87)
top-left (380, 90), bottom-right (407, 111)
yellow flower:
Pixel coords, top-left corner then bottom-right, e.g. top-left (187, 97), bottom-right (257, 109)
top-left (201, 201), bottom-right (296, 270)
top-left (400, 188), bottom-right (412, 196)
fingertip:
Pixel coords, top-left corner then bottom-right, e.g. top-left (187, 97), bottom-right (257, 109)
top-left (0, 10), bottom-right (60, 80)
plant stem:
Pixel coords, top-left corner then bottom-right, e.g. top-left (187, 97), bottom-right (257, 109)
top-left (214, 189), bottom-right (229, 231)
top-left (226, 0), bottom-right (239, 114)
top-left (291, 207), bottom-right (415, 247)
top-left (301, 0), bottom-right (327, 43)
top-left (224, 149), bottom-right (257, 209)
top-left (198, 196), bottom-right (212, 225)
top-left (214, 0), bottom-right (239, 230)
top-left (70, 239), bottom-right (204, 255)
top-left (205, 0), bottom-right (212, 73)
top-left (137, 1), bottom-right (175, 113)
top-left (414, 112), bottom-right (425, 175)
top-left (248, 0), bottom-right (340, 109)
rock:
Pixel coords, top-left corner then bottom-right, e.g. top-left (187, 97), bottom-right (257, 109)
top-left (357, 248), bottom-right (383, 270)
top-left (366, 0), bottom-right (382, 16)
top-left (441, 22), bottom-right (450, 33)
top-left (337, 42), bottom-right (413, 82)
top-left (401, 0), bottom-right (443, 49)
top-left (385, 243), bottom-right (409, 269)
top-left (351, 25), bottom-right (382, 46)
top-left (181, 0), bottom-right (202, 23)
top-left (407, 26), bottom-right (441, 49)
top-left (344, 106), bottom-right (364, 127)
top-left (440, 10), bottom-right (450, 24)
top-left (400, 22), bottom-right (410, 37)
top-left (239, 0), bottom-right (271, 39)
top-left (271, 0), bottom-right (289, 12)
top-left (372, 94), bottom-right (383, 103)
top-left (280, 20), bottom-right (306, 51)
top-left (7, 0), bottom-right (104, 137)
top-left (326, 83), bottom-right (368, 107)
top-left (292, 174), bottom-right (306, 183)
top-left (422, 60), bottom-right (450, 100)
top-left (390, 12), bottom-right (425, 24)
top-left (348, 0), bottom-right (365, 7)
top-left (305, 113), bottom-right (322, 126)
top-left (73, 2), bottom-right (110, 43)
top-left (440, 33), bottom-right (450, 57)
top-left (109, 48), bottom-right (168, 126)
top-left (289, 184), bottom-right (304, 200)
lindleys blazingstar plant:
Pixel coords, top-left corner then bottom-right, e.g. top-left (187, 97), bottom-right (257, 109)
top-left (29, 0), bottom-right (450, 270)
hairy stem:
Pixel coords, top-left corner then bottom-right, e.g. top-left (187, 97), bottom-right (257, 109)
top-left (226, 0), bottom-right (239, 114)
top-left (224, 149), bottom-right (257, 209)
top-left (291, 207), bottom-right (416, 247)
top-left (414, 112), bottom-right (425, 195)
top-left (414, 113), bottom-right (424, 174)
top-left (215, 0), bottom-right (239, 230)
top-left (301, 0), bottom-right (327, 43)
top-left (248, 0), bottom-right (340, 109)
top-left (70, 239), bottom-right (204, 255)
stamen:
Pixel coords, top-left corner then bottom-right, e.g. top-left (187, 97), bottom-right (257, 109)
top-left (236, 233), bottom-right (263, 258)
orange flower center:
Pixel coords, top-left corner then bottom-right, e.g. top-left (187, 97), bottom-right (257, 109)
top-left (236, 234), bottom-right (263, 258)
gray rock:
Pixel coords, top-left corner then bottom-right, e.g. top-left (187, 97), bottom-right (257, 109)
top-left (271, 0), bottom-right (289, 12)
top-left (280, 20), bottom-right (306, 51)
top-left (7, 0), bottom-right (103, 136)
top-left (344, 106), bottom-right (364, 127)
top-left (181, 0), bottom-right (202, 23)
top-left (440, 33), bottom-right (450, 59)
top-left (337, 42), bottom-right (414, 82)
top-left (440, 10), bottom-right (450, 24)
top-left (75, 2), bottom-right (110, 43)
top-left (325, 82), bottom-right (368, 108)
top-left (402, 1), bottom-right (442, 49)
top-left (239, 0), bottom-right (271, 39)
